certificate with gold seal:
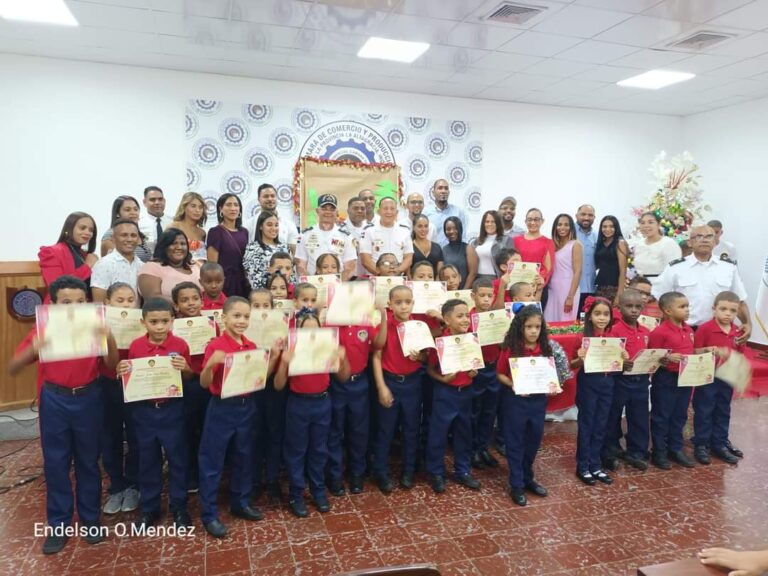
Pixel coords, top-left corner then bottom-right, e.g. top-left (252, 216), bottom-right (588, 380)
top-left (105, 306), bottom-right (146, 349)
top-left (201, 308), bottom-right (224, 331)
top-left (121, 356), bottom-right (183, 403)
top-left (245, 309), bottom-right (290, 350)
top-left (173, 316), bottom-right (216, 355)
top-left (221, 348), bottom-right (271, 398)
top-left (373, 276), bottom-right (406, 308)
top-left (509, 356), bottom-right (562, 395)
top-left (679, 352), bottom-right (716, 387)
top-left (406, 281), bottom-right (447, 314)
top-left (637, 315), bottom-right (661, 332)
top-left (506, 261), bottom-right (540, 285)
top-left (299, 274), bottom-right (340, 307)
top-left (435, 332), bottom-right (484, 375)
top-left (396, 320), bottom-right (435, 355)
top-left (36, 303), bottom-right (107, 362)
top-left (583, 337), bottom-right (625, 373)
top-left (288, 327), bottom-right (339, 376)
top-left (326, 281), bottom-right (376, 326)
top-left (274, 299), bottom-right (295, 313)
top-left (448, 289), bottom-right (474, 310)
top-left (471, 310), bottom-right (513, 346)
top-left (623, 348), bottom-right (669, 375)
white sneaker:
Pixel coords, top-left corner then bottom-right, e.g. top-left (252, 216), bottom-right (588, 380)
top-left (103, 491), bottom-right (123, 515)
top-left (121, 487), bottom-right (140, 512)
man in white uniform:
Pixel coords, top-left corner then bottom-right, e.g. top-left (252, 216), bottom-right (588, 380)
top-left (295, 194), bottom-right (357, 280)
top-left (340, 196), bottom-right (368, 278)
top-left (244, 183), bottom-right (299, 253)
top-left (359, 197), bottom-right (413, 276)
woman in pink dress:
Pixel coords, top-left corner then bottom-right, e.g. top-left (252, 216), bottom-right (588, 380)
top-left (513, 208), bottom-right (556, 309)
top-left (544, 214), bottom-right (582, 323)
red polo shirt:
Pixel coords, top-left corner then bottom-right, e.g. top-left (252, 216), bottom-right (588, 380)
top-left (470, 307), bottom-right (501, 363)
top-left (16, 327), bottom-right (100, 388)
top-left (289, 373), bottom-right (330, 394)
top-left (99, 349), bottom-right (128, 380)
top-left (381, 309), bottom-right (422, 376)
top-left (428, 329), bottom-right (474, 387)
top-left (202, 332), bottom-right (256, 397)
top-left (339, 325), bottom-right (379, 375)
top-left (492, 278), bottom-right (511, 304)
top-left (694, 319), bottom-right (743, 363)
top-left (128, 333), bottom-right (191, 364)
top-left (497, 343), bottom-right (542, 378)
top-left (648, 319), bottom-right (694, 373)
top-left (609, 318), bottom-right (650, 360)
top-left (202, 293), bottom-right (226, 310)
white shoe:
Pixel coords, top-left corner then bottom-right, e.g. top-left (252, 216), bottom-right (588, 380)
top-left (121, 487), bottom-right (140, 512)
top-left (103, 491), bottom-right (123, 515)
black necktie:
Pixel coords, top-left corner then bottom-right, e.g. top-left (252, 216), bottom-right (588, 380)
top-left (155, 217), bottom-right (163, 240)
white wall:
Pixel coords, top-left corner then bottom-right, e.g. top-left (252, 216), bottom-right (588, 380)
top-left (0, 53), bottom-right (683, 262)
top-left (684, 100), bottom-right (768, 344)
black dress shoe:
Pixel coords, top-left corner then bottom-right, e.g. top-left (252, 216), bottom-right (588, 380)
top-left (480, 448), bottom-right (499, 468)
top-left (601, 456), bottom-right (619, 471)
top-left (134, 511), bottom-right (161, 530)
top-left (173, 509), bottom-right (193, 528)
top-left (374, 474), bottom-right (394, 494)
top-left (510, 488), bottom-right (527, 507)
top-left (669, 450), bottom-right (695, 468)
top-left (231, 505), bottom-right (263, 521)
top-left (525, 481), bottom-right (548, 497)
top-left (313, 493), bottom-right (331, 513)
top-left (651, 452), bottom-right (672, 470)
top-left (400, 472), bottom-right (414, 490)
top-left (42, 535), bottom-right (68, 555)
top-left (623, 454), bottom-right (649, 471)
top-left (694, 445), bottom-right (711, 465)
top-left (204, 519), bottom-right (228, 538)
top-left (711, 445), bottom-right (739, 464)
top-left (471, 453), bottom-right (486, 470)
top-left (83, 525), bottom-right (105, 545)
top-left (576, 470), bottom-right (596, 486)
top-left (288, 498), bottom-right (309, 518)
top-left (328, 478), bottom-right (345, 497)
top-left (430, 475), bottom-right (446, 494)
top-left (725, 440), bottom-right (744, 458)
top-left (349, 475), bottom-right (364, 494)
top-left (591, 470), bottom-right (613, 485)
top-left (454, 473), bottom-right (481, 490)
top-left (266, 482), bottom-right (283, 501)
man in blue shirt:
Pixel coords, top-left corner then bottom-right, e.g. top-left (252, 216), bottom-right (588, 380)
top-left (575, 204), bottom-right (597, 312)
top-left (423, 179), bottom-right (468, 246)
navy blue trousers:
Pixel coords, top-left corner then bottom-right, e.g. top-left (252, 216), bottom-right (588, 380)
top-left (283, 393), bottom-right (331, 500)
top-left (252, 379), bottom-right (286, 486)
top-left (650, 368), bottom-right (692, 454)
top-left (426, 381), bottom-right (474, 477)
top-left (198, 395), bottom-right (256, 523)
top-left (576, 371), bottom-right (614, 472)
top-left (603, 374), bottom-right (650, 459)
top-left (500, 387), bottom-right (546, 489)
top-left (419, 368), bottom-right (432, 462)
top-left (327, 374), bottom-right (369, 480)
top-left (693, 378), bottom-right (733, 449)
top-left (373, 372), bottom-right (421, 477)
top-left (132, 399), bottom-right (188, 515)
top-left (182, 375), bottom-right (210, 485)
top-left (99, 375), bottom-right (138, 494)
top-left (472, 365), bottom-right (500, 453)
top-left (40, 382), bottom-right (103, 528)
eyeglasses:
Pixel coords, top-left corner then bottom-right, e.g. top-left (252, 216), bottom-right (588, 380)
top-left (409, 200), bottom-right (424, 205)
top-left (691, 234), bottom-right (715, 241)
top-left (526, 217), bottom-right (542, 223)
top-left (435, 186), bottom-right (449, 190)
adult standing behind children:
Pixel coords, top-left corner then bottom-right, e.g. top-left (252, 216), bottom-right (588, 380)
top-left (168, 192), bottom-right (208, 262)
top-left (545, 214), bottom-right (582, 323)
top-left (207, 193), bottom-right (250, 298)
top-left (243, 183), bottom-right (299, 254)
top-left (295, 194), bottom-right (357, 280)
top-left (91, 220), bottom-right (143, 302)
top-left (138, 229), bottom-right (201, 301)
top-left (631, 212), bottom-right (682, 283)
top-left (575, 204), bottom-right (597, 312)
top-left (359, 197), bottom-right (414, 276)
top-left (39, 211), bottom-right (98, 302)
top-left (138, 186), bottom-right (172, 255)
top-left (423, 179), bottom-right (468, 247)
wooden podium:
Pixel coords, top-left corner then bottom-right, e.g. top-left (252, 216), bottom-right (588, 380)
top-left (1, 261), bottom-right (43, 411)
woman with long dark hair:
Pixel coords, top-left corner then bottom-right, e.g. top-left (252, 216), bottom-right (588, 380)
top-left (411, 214), bottom-right (444, 278)
top-left (631, 211), bottom-right (681, 283)
top-left (206, 193), bottom-right (249, 297)
top-left (594, 215), bottom-right (629, 305)
top-left (442, 216), bottom-right (478, 290)
top-left (39, 211), bottom-right (98, 301)
top-left (101, 196), bottom-right (152, 262)
top-left (243, 210), bottom-right (293, 289)
top-left (544, 214), bottom-right (583, 322)
top-left (471, 210), bottom-right (513, 280)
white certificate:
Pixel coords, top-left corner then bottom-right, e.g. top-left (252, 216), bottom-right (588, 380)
top-left (637, 315), bottom-right (661, 332)
top-left (373, 276), bottom-right (406, 308)
top-left (509, 356), bottom-right (562, 395)
top-left (396, 320), bottom-right (436, 355)
top-left (406, 281), bottom-right (447, 314)
top-left (447, 289), bottom-right (474, 310)
top-left (471, 310), bottom-right (512, 346)
top-left (623, 348), bottom-right (669, 375)
top-left (506, 261), bottom-right (540, 285)
top-left (121, 356), bottom-right (183, 403)
top-left (274, 299), bottom-right (295, 313)
top-left (201, 308), bottom-right (224, 331)
top-left (244, 309), bottom-right (290, 350)
top-left (715, 351), bottom-right (752, 393)
top-left (36, 303), bottom-right (107, 362)
top-left (221, 349), bottom-right (270, 399)
top-left (678, 352), bottom-right (716, 387)
top-left (325, 281), bottom-right (376, 326)
top-left (173, 316), bottom-right (217, 355)
top-left (435, 332), bottom-right (484, 375)
top-left (299, 274), bottom-right (340, 307)
top-left (583, 337), bottom-right (626, 373)
top-left (288, 327), bottom-right (340, 376)
top-left (105, 307), bottom-right (146, 349)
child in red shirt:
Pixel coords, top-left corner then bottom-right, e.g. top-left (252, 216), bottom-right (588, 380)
top-left (200, 262), bottom-right (226, 310)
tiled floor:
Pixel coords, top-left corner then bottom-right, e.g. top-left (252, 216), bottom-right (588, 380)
top-left (1, 399), bottom-right (767, 575)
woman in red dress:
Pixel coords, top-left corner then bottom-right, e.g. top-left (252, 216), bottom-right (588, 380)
top-left (513, 208), bottom-right (555, 310)
top-left (38, 211), bottom-right (98, 301)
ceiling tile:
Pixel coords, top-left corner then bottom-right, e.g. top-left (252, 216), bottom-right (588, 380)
top-left (473, 51), bottom-right (544, 71)
top-left (67, 1), bottom-right (155, 32)
top-left (543, 77), bottom-right (609, 95)
top-left (670, 53), bottom-right (743, 73)
top-left (468, 0), bottom-right (570, 29)
top-left (303, 3), bottom-right (388, 35)
top-left (533, 5), bottom-right (633, 38)
top-left (496, 31), bottom-right (583, 57)
top-left (610, 47), bottom-right (691, 67)
top-left (494, 72), bottom-right (563, 90)
top-left (474, 85), bottom-right (532, 101)
top-left (573, 0), bottom-right (663, 13)
top-left (575, 64), bottom-right (646, 82)
top-left (520, 58), bottom-right (597, 78)
top-left (394, 0), bottom-right (487, 22)
top-left (293, 29), bottom-right (368, 55)
top-left (708, 31), bottom-right (768, 56)
top-left (375, 13), bottom-right (456, 43)
top-left (554, 40), bottom-right (640, 64)
top-left (709, 0), bottom-right (768, 31)
top-left (446, 66), bottom-right (514, 84)
top-left (417, 45), bottom-right (491, 72)
top-left (704, 57), bottom-right (768, 77)
top-left (644, 0), bottom-right (755, 24)
top-left (239, 0), bottom-right (310, 27)
top-left (595, 15), bottom-right (693, 46)
top-left (441, 22), bottom-right (523, 50)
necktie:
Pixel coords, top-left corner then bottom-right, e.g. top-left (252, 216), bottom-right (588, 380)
top-left (155, 217), bottom-right (163, 240)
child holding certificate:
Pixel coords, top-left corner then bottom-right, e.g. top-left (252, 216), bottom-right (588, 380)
top-left (425, 299), bottom-right (481, 494)
top-left (274, 309), bottom-right (350, 518)
top-left (692, 291), bottom-right (744, 466)
top-left (100, 282), bottom-right (141, 516)
top-left (602, 290), bottom-right (652, 471)
top-left (648, 291), bottom-right (696, 470)
top-left (496, 305), bottom-right (571, 506)
top-left (200, 262), bottom-right (226, 310)
top-left (268, 251), bottom-right (296, 297)
top-left (266, 271), bottom-right (290, 301)
top-left (9, 275), bottom-right (119, 555)
top-left (491, 248), bottom-right (522, 308)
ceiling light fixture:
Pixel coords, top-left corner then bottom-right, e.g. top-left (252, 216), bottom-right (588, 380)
top-left (357, 37), bottom-right (430, 64)
top-left (0, 0), bottom-right (78, 26)
top-left (617, 69), bottom-right (695, 89)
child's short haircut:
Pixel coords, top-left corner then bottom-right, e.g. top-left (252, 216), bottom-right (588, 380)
top-left (628, 275), bottom-right (652, 288)
top-left (106, 281), bottom-right (134, 300)
top-left (441, 298), bottom-right (468, 316)
top-left (316, 252), bottom-right (340, 271)
top-left (376, 252), bottom-right (398, 267)
top-left (223, 295), bottom-right (249, 313)
top-left (494, 248), bottom-right (519, 269)
top-left (659, 291), bottom-right (686, 312)
top-left (472, 277), bottom-right (493, 291)
top-left (294, 282), bottom-right (317, 298)
top-left (200, 261), bottom-right (224, 276)
top-left (714, 290), bottom-right (740, 306)
top-left (142, 297), bottom-right (174, 317)
top-left (619, 289), bottom-right (644, 305)
top-left (389, 285), bottom-right (412, 300)
top-left (410, 260), bottom-right (433, 276)
top-left (269, 251), bottom-right (292, 266)
top-left (171, 281), bottom-right (202, 303)
top-left (49, 275), bottom-right (88, 303)
top-left (509, 282), bottom-right (531, 299)
top-left (249, 288), bottom-right (273, 303)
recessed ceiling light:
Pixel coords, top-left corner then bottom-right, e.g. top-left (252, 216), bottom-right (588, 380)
top-left (617, 69), bottom-right (695, 89)
top-left (0, 0), bottom-right (78, 26)
top-left (357, 37), bottom-right (430, 64)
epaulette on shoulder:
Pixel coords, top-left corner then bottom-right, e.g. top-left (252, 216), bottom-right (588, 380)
top-left (338, 227), bottom-right (351, 236)
top-left (301, 226), bottom-right (315, 233)
top-left (363, 223), bottom-right (374, 230)
top-left (719, 253), bottom-right (736, 264)
top-left (398, 223), bottom-right (410, 229)
top-left (669, 257), bottom-right (686, 266)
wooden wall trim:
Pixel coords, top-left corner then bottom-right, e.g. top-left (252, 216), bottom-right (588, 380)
top-left (0, 261), bottom-right (41, 276)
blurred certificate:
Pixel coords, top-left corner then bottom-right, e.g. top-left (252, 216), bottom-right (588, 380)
top-left (221, 349), bottom-right (270, 398)
top-left (435, 333), bottom-right (484, 375)
top-left (326, 281), bottom-right (376, 326)
top-left (471, 310), bottom-right (512, 346)
top-left (245, 309), bottom-right (289, 349)
top-left (637, 315), bottom-right (661, 331)
top-left (105, 307), bottom-right (145, 349)
top-left (288, 327), bottom-right (339, 376)
top-left (448, 289), bottom-right (474, 310)
top-left (121, 356), bottom-right (182, 403)
top-left (679, 352), bottom-right (716, 387)
top-left (36, 303), bottom-right (106, 362)
top-left (583, 337), bottom-right (625, 373)
top-left (299, 274), bottom-right (340, 307)
top-left (373, 276), bottom-right (405, 308)
top-left (506, 261), bottom-right (540, 285)
top-left (396, 320), bottom-right (435, 355)
top-left (274, 299), bottom-right (295, 313)
top-left (623, 348), bottom-right (669, 375)
top-left (407, 281), bottom-right (447, 314)
top-left (201, 308), bottom-right (224, 331)
top-left (509, 356), bottom-right (562, 395)
top-left (173, 316), bottom-right (216, 355)
top-left (715, 350), bottom-right (752, 393)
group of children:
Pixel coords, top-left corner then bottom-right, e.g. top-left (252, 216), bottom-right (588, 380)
top-left (9, 247), bottom-right (746, 554)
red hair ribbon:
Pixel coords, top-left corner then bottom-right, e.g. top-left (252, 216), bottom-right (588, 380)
top-left (582, 296), bottom-right (611, 314)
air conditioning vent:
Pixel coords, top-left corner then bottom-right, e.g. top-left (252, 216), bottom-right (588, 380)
top-left (668, 31), bottom-right (736, 51)
top-left (483, 2), bottom-right (547, 25)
